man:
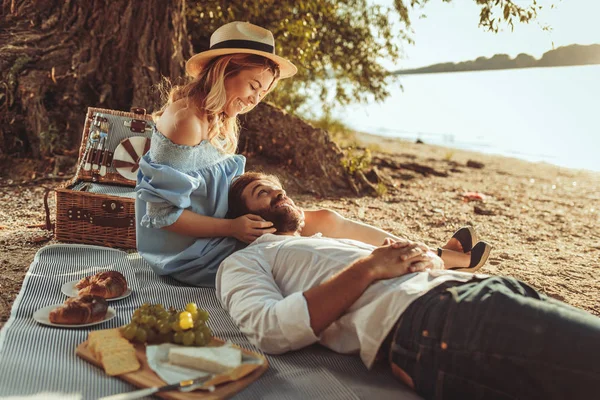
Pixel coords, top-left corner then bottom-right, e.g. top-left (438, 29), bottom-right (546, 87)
top-left (216, 172), bottom-right (599, 400)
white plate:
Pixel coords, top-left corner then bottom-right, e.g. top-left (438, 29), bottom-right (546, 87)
top-left (61, 280), bottom-right (133, 301)
top-left (33, 304), bottom-right (116, 328)
top-left (114, 136), bottom-right (150, 181)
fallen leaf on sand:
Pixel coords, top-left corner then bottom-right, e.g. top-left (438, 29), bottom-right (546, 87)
top-left (463, 191), bottom-right (486, 202)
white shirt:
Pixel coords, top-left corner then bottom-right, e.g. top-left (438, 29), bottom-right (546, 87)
top-left (216, 233), bottom-right (483, 368)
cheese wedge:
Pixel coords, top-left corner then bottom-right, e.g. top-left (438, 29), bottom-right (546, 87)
top-left (168, 346), bottom-right (242, 374)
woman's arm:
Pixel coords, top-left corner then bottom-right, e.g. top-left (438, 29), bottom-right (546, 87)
top-left (164, 209), bottom-right (275, 243)
top-left (149, 103), bottom-right (276, 243)
top-left (163, 209), bottom-right (233, 237)
top-left (301, 209), bottom-right (406, 246)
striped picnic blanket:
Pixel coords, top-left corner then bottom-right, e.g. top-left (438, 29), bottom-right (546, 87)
top-left (0, 244), bottom-right (421, 399)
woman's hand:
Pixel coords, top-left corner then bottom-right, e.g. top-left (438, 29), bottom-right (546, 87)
top-left (230, 214), bottom-right (277, 244)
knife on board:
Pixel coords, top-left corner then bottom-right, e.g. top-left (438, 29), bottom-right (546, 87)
top-left (97, 375), bottom-right (215, 400)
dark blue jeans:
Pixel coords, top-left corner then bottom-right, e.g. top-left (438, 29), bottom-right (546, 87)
top-left (389, 277), bottom-right (600, 400)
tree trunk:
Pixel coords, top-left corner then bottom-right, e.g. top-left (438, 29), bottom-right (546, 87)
top-left (0, 0), bottom-right (191, 158)
top-left (1, 2), bottom-right (377, 196)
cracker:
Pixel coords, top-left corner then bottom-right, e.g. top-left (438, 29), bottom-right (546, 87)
top-left (91, 338), bottom-right (131, 357)
top-left (88, 329), bottom-right (122, 348)
top-left (88, 329), bottom-right (123, 354)
top-left (86, 327), bottom-right (140, 375)
top-left (96, 343), bottom-right (136, 362)
top-left (88, 328), bottom-right (122, 342)
top-left (102, 351), bottom-right (141, 376)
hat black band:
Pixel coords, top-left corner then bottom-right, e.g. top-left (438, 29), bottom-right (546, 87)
top-left (210, 39), bottom-right (274, 54)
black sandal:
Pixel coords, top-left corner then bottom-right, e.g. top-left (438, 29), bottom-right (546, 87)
top-left (437, 226), bottom-right (478, 257)
top-left (449, 241), bottom-right (492, 273)
top-left (451, 226), bottom-right (478, 253)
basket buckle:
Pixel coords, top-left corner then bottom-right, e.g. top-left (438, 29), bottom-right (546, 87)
top-left (123, 118), bottom-right (152, 133)
top-left (102, 200), bottom-right (124, 213)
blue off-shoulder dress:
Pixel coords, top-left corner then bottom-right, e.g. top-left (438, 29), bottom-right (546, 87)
top-left (135, 127), bottom-right (246, 286)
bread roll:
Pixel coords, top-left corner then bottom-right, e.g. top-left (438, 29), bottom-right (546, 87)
top-left (49, 295), bottom-right (108, 324)
top-left (76, 271), bottom-right (128, 299)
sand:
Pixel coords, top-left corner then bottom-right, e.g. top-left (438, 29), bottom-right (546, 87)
top-left (1, 133), bottom-right (599, 329)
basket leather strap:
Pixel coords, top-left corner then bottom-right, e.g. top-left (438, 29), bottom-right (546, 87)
top-left (112, 159), bottom-right (138, 172)
top-left (68, 207), bottom-right (90, 220)
top-left (67, 207), bottom-right (134, 228)
top-left (43, 187), bottom-right (56, 232)
top-left (121, 138), bottom-right (140, 164)
top-left (89, 215), bottom-right (135, 228)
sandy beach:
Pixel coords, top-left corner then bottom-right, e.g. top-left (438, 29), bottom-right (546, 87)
top-left (1, 132), bottom-right (599, 329)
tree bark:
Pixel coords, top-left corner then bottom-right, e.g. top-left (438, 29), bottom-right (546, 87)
top-left (0, 0), bottom-right (191, 158)
top-left (1, 2), bottom-right (377, 197)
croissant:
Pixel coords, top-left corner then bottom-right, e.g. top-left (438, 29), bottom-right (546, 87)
top-left (76, 271), bottom-right (128, 299)
top-left (49, 295), bottom-right (108, 324)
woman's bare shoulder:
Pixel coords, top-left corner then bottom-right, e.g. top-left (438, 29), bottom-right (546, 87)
top-left (156, 100), bottom-right (205, 146)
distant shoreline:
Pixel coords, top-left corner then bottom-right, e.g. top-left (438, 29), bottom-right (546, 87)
top-left (394, 43), bottom-right (600, 76)
top-left (352, 130), bottom-right (600, 174)
top-left (395, 61), bottom-right (600, 76)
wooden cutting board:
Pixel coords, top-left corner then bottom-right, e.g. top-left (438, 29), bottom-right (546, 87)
top-left (76, 339), bottom-right (268, 399)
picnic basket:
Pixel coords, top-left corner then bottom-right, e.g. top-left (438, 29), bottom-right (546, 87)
top-left (51, 107), bottom-right (155, 249)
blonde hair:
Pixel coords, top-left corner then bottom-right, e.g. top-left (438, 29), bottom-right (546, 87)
top-left (154, 54), bottom-right (281, 154)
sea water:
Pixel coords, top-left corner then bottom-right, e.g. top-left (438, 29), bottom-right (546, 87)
top-left (331, 64), bottom-right (600, 172)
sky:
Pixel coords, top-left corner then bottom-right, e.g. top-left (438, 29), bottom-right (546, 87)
top-left (377, 0), bottom-right (600, 69)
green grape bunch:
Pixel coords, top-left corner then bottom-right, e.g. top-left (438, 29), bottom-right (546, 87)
top-left (120, 302), bottom-right (212, 346)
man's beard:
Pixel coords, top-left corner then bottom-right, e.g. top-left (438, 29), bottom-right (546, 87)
top-left (256, 200), bottom-right (304, 233)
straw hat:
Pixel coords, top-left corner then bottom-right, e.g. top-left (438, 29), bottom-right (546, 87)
top-left (186, 21), bottom-right (297, 79)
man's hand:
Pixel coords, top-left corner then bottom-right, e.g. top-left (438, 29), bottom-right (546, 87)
top-left (414, 251), bottom-right (444, 271)
top-left (381, 238), bottom-right (430, 257)
top-left (381, 237), bottom-right (410, 246)
top-left (303, 240), bottom-right (442, 336)
top-left (363, 241), bottom-right (443, 281)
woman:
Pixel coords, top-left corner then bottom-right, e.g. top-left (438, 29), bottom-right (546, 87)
top-left (135, 21), bottom-right (490, 286)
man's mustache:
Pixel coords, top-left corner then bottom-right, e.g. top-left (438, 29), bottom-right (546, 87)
top-left (270, 195), bottom-right (290, 208)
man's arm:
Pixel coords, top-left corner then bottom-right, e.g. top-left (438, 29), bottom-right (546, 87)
top-left (217, 254), bottom-right (320, 354)
top-left (303, 241), bottom-right (440, 335)
top-left (217, 242), bottom-right (441, 353)
top-left (302, 257), bottom-right (374, 335)
top-left (302, 209), bottom-right (406, 246)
